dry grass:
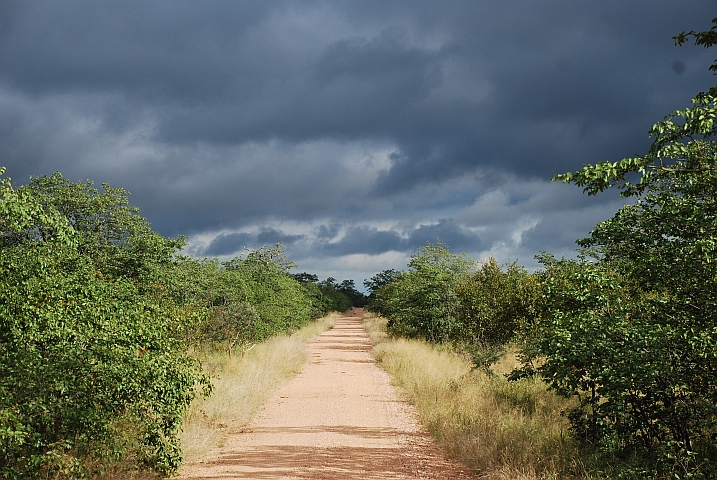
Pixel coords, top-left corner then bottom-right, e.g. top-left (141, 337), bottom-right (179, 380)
top-left (180, 313), bottom-right (338, 462)
top-left (363, 313), bottom-right (596, 480)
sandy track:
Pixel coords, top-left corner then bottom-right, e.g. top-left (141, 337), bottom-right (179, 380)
top-left (177, 309), bottom-right (474, 479)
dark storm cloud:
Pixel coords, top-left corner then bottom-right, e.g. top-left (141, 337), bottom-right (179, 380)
top-left (408, 221), bottom-right (482, 253)
top-left (320, 226), bottom-right (406, 256)
top-left (203, 232), bottom-right (255, 257)
top-left (3, 3), bottom-right (714, 168)
top-left (4, 2), bottom-right (711, 174)
top-left (0, 1), bottom-right (715, 281)
top-left (316, 223), bottom-right (341, 240)
top-left (0, 1), bottom-right (275, 98)
top-left (204, 228), bottom-right (304, 256)
top-left (204, 221), bottom-right (484, 260)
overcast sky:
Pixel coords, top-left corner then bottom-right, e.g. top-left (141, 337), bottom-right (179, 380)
top-left (1, 1), bottom-right (715, 287)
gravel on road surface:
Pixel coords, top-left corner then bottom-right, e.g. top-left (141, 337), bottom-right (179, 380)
top-left (177, 309), bottom-right (475, 479)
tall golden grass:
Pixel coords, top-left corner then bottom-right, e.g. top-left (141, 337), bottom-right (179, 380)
top-left (363, 313), bottom-right (598, 480)
top-left (179, 313), bottom-right (338, 462)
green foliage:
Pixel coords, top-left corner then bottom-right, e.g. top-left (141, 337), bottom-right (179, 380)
top-left (166, 245), bottom-right (320, 355)
top-left (293, 273), bottom-right (366, 312)
top-left (337, 279), bottom-right (368, 307)
top-left (526, 24), bottom-right (717, 477)
top-left (203, 301), bottom-right (260, 356)
top-left (408, 241), bottom-right (475, 276)
top-left (524, 253), bottom-right (717, 477)
top-left (674, 17), bottom-right (717, 72)
top-left (455, 258), bottom-right (540, 348)
top-left (0, 170), bottom-right (208, 478)
top-left (373, 241), bottom-right (540, 364)
top-left (380, 242), bottom-right (473, 343)
top-left (363, 268), bottom-right (400, 313)
top-left (374, 243), bottom-right (540, 369)
top-left (13, 172), bottom-right (183, 285)
top-left (316, 277), bottom-right (353, 312)
top-left (0, 170), bottom-right (76, 249)
top-left (0, 170), bottom-right (321, 478)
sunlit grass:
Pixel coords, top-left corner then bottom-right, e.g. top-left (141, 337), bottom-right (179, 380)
top-left (363, 312), bottom-right (596, 479)
top-left (180, 313), bottom-right (338, 462)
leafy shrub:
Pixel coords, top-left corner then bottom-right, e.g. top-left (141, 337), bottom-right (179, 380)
top-left (14, 172), bottom-right (182, 285)
top-left (455, 258), bottom-right (540, 348)
top-left (166, 245), bottom-right (321, 355)
top-left (203, 301), bottom-right (260, 356)
top-left (381, 242), bottom-right (474, 342)
top-left (294, 273), bottom-right (366, 313)
top-left (0, 170), bottom-right (208, 478)
top-left (364, 269), bottom-right (400, 314)
top-left (376, 243), bottom-right (539, 361)
top-left (525, 49), bottom-right (717, 475)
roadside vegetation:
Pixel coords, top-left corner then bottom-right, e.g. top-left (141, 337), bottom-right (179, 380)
top-left (365, 20), bottom-right (717, 479)
top-left (181, 313), bottom-right (337, 462)
top-left (364, 314), bottom-right (586, 480)
top-left (0, 169), bottom-right (361, 479)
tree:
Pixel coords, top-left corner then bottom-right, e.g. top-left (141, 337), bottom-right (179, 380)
top-left (674, 17), bottom-right (717, 72)
top-left (455, 258), bottom-right (540, 347)
top-left (408, 241), bottom-right (475, 276)
top-left (364, 269), bottom-right (401, 314)
top-left (337, 279), bottom-right (367, 307)
top-left (292, 272), bottom-right (320, 284)
top-left (203, 301), bottom-right (260, 356)
top-left (363, 269), bottom-right (399, 296)
top-left (382, 242), bottom-right (475, 342)
top-left (8, 172), bottom-right (183, 285)
top-left (0, 169), bottom-right (207, 478)
top-left (525, 22), bottom-right (717, 477)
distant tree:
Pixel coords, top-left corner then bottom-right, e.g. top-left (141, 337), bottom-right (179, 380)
top-left (455, 257), bottom-right (540, 367)
top-left (364, 269), bottom-right (401, 314)
top-left (363, 269), bottom-right (399, 296)
top-left (381, 242), bottom-right (475, 342)
top-left (292, 272), bottom-right (320, 283)
top-left (337, 279), bottom-right (367, 307)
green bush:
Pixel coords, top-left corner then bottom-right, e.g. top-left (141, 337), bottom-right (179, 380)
top-left (293, 273), bottom-right (366, 313)
top-left (166, 245), bottom-right (321, 355)
top-left (381, 242), bottom-right (473, 343)
top-left (524, 29), bottom-right (717, 474)
top-left (364, 268), bottom-right (400, 314)
top-left (376, 243), bottom-right (539, 361)
top-left (455, 258), bottom-right (540, 348)
top-left (14, 172), bottom-right (182, 285)
top-left (0, 169), bottom-right (325, 478)
top-left (0, 170), bottom-right (208, 478)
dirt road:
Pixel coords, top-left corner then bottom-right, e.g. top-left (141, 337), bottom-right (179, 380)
top-left (177, 309), bottom-right (474, 479)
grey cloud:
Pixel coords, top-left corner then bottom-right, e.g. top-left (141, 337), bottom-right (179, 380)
top-left (203, 232), bottom-right (255, 256)
top-left (203, 228), bottom-right (304, 257)
top-left (316, 223), bottom-right (341, 240)
top-left (321, 226), bottom-right (406, 256)
top-left (204, 220), bottom-right (485, 261)
top-left (407, 221), bottom-right (483, 253)
top-left (0, 1), bottom-right (714, 283)
top-left (3, 2), bottom-right (712, 183)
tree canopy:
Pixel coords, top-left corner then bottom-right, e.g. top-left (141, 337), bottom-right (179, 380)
top-left (525, 18), bottom-right (717, 478)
